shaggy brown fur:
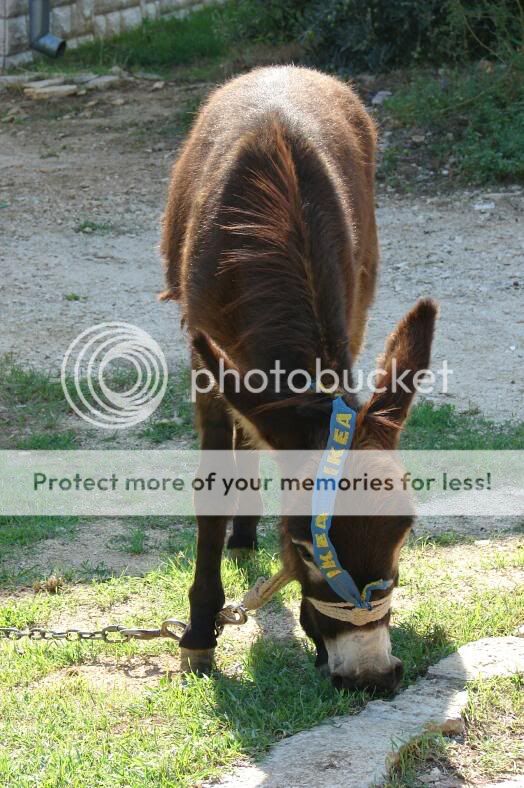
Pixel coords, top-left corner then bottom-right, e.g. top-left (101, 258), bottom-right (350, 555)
top-left (161, 66), bottom-right (378, 367)
top-left (160, 66), bottom-right (437, 688)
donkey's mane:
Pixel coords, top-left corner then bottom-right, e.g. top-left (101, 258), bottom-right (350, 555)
top-left (216, 115), bottom-right (351, 374)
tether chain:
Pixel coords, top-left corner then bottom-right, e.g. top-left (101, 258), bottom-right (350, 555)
top-left (0, 569), bottom-right (292, 646)
top-left (0, 567), bottom-right (394, 643)
top-left (0, 619), bottom-right (187, 643)
top-left (0, 609), bottom-right (248, 644)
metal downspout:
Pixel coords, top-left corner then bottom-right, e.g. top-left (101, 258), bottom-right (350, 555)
top-left (29, 0), bottom-right (65, 57)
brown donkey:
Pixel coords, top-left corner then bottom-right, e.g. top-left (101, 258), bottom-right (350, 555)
top-left (161, 66), bottom-right (437, 690)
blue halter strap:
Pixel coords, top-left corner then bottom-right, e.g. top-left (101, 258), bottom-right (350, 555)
top-left (310, 396), bottom-right (392, 609)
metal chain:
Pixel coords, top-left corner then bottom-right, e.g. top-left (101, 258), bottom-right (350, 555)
top-left (0, 618), bottom-right (187, 643)
top-left (0, 570), bottom-right (292, 647)
top-left (0, 605), bottom-right (250, 645)
top-left (214, 604), bottom-right (248, 636)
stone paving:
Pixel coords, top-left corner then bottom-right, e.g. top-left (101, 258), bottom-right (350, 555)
top-left (217, 637), bottom-right (524, 788)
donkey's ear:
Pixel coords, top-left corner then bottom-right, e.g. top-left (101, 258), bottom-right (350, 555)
top-left (192, 332), bottom-right (330, 448)
top-left (359, 299), bottom-right (438, 446)
top-left (192, 332), bottom-right (281, 442)
top-left (192, 331), bottom-right (261, 412)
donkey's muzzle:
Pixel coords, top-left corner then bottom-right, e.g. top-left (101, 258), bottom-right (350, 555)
top-left (331, 656), bottom-right (403, 693)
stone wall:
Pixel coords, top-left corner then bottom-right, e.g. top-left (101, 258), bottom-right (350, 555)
top-left (0, 0), bottom-right (206, 70)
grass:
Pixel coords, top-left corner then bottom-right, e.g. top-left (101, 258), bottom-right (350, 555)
top-left (0, 532), bottom-right (522, 785)
top-left (3, 354), bottom-right (523, 452)
top-left (140, 367), bottom-right (194, 444)
top-left (387, 674), bottom-right (524, 786)
top-left (0, 358), bottom-right (522, 783)
top-left (15, 430), bottom-right (78, 450)
top-left (0, 356), bottom-right (193, 449)
top-left (384, 54), bottom-right (524, 183)
top-left (21, 2), bottom-right (301, 84)
top-left (60, 5), bottom-right (226, 71)
top-left (0, 355), bottom-right (522, 569)
top-left (461, 675), bottom-right (524, 778)
top-left (64, 292), bottom-right (87, 302)
top-left (0, 356), bottom-right (69, 446)
top-left (13, 0), bottom-right (521, 191)
top-left (74, 219), bottom-right (113, 235)
top-left (0, 515), bottom-right (78, 552)
top-left (107, 526), bottom-right (149, 555)
top-left (401, 401), bottom-right (524, 449)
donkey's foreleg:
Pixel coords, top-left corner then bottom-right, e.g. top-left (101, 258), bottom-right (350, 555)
top-left (179, 390), bottom-right (233, 675)
top-left (227, 426), bottom-right (262, 555)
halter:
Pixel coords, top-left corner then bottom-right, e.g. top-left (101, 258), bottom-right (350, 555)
top-left (308, 395), bottom-right (393, 624)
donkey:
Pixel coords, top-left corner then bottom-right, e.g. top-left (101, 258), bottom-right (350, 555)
top-left (160, 66), bottom-right (436, 691)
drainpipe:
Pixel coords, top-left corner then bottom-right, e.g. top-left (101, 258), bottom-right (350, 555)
top-left (29, 0), bottom-right (66, 58)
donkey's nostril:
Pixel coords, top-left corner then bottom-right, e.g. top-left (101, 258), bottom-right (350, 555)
top-left (372, 660), bottom-right (404, 693)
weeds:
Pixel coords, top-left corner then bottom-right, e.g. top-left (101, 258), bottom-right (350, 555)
top-left (74, 220), bottom-right (113, 235)
top-left (64, 293), bottom-right (87, 302)
top-left (107, 527), bottom-right (149, 555)
top-left (386, 675), bottom-right (524, 785)
top-left (385, 55), bottom-right (524, 183)
top-left (62, 6), bottom-right (226, 70)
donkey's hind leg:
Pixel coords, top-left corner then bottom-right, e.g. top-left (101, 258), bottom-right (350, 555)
top-left (179, 388), bottom-right (233, 675)
top-left (227, 426), bottom-right (262, 556)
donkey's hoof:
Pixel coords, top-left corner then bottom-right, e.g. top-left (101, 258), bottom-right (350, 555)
top-left (179, 647), bottom-right (215, 676)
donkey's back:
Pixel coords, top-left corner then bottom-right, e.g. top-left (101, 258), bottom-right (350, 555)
top-left (161, 66), bottom-right (378, 363)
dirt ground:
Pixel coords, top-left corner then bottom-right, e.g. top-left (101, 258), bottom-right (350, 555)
top-left (1, 79), bottom-right (523, 420)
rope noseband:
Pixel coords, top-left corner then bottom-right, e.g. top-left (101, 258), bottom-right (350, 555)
top-left (306, 592), bottom-right (392, 625)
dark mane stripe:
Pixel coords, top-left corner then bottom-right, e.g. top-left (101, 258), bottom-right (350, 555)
top-left (214, 115), bottom-right (350, 373)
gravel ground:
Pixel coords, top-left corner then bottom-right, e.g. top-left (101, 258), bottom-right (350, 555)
top-left (1, 80), bottom-right (523, 419)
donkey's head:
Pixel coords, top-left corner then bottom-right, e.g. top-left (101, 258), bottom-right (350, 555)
top-left (193, 298), bottom-right (437, 691)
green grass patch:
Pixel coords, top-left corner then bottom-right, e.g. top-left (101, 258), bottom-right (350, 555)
top-left (16, 431), bottom-right (78, 450)
top-left (74, 219), bottom-right (113, 235)
top-left (461, 674), bottom-right (524, 779)
top-left (0, 356), bottom-right (196, 449)
top-left (386, 731), bottom-right (449, 787)
top-left (140, 366), bottom-right (195, 444)
top-left (0, 357), bottom-right (65, 412)
top-left (385, 55), bottom-right (524, 183)
top-left (402, 401), bottom-right (524, 449)
top-left (0, 515), bottom-right (78, 553)
top-left (62, 5), bottom-right (226, 70)
top-left (64, 292), bottom-right (87, 302)
top-left (22, 3), bottom-right (300, 81)
top-left (0, 534), bottom-right (522, 785)
top-left (1, 356), bottom-right (522, 567)
top-left (106, 526), bottom-right (149, 555)
top-left (386, 674), bottom-right (524, 786)
top-left (0, 356), bottom-right (68, 444)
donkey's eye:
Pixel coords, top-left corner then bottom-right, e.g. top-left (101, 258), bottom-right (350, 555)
top-left (295, 543), bottom-right (313, 562)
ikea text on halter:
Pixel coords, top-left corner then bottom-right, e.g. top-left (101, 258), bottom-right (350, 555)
top-left (310, 396), bottom-right (393, 610)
